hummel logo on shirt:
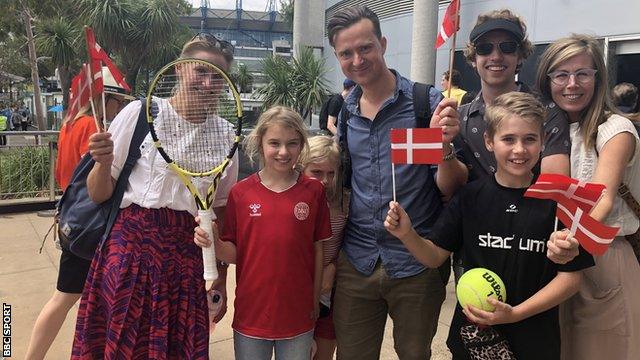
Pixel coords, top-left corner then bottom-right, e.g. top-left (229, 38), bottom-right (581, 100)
top-left (249, 203), bottom-right (262, 217)
top-left (505, 204), bottom-right (518, 213)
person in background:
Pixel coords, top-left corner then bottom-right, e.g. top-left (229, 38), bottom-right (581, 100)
top-left (299, 136), bottom-right (348, 360)
top-left (441, 69), bottom-right (468, 106)
top-left (612, 82), bottom-right (638, 114)
top-left (319, 79), bottom-right (356, 136)
top-left (612, 82), bottom-right (640, 133)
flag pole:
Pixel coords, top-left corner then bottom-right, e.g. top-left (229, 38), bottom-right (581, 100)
top-left (392, 163), bottom-right (397, 203)
top-left (446, 0), bottom-right (460, 100)
top-left (85, 65), bottom-right (100, 132)
top-left (100, 61), bottom-right (107, 130)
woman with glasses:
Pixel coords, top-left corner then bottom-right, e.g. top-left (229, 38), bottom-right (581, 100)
top-left (536, 34), bottom-right (640, 360)
top-left (71, 34), bottom-right (237, 360)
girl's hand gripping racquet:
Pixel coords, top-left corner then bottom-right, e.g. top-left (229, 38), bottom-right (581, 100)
top-left (146, 58), bottom-right (242, 284)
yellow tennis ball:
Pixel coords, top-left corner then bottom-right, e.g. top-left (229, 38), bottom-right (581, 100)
top-left (456, 268), bottom-right (507, 312)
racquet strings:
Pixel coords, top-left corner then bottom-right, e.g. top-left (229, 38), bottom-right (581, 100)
top-left (151, 59), bottom-right (237, 175)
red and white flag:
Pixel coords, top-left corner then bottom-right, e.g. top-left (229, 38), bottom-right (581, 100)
top-left (84, 26), bottom-right (131, 93)
top-left (435, 0), bottom-right (460, 49)
top-left (555, 200), bottom-right (619, 255)
top-left (524, 174), bottom-right (606, 213)
top-left (390, 128), bottom-right (443, 164)
top-left (66, 64), bottom-right (92, 122)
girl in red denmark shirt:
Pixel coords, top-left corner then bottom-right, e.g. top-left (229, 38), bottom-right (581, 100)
top-left (195, 106), bottom-right (331, 360)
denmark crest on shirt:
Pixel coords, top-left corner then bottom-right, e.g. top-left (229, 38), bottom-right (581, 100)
top-left (294, 202), bottom-right (310, 220)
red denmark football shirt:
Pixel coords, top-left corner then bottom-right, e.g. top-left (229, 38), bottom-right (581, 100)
top-left (222, 173), bottom-right (332, 339)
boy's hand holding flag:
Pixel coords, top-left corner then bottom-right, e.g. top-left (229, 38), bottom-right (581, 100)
top-left (525, 174), bottom-right (618, 255)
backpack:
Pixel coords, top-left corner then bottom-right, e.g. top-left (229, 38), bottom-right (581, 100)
top-left (338, 82), bottom-right (434, 189)
top-left (57, 99), bottom-right (149, 260)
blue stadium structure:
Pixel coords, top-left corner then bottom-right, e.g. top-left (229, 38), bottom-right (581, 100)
top-left (179, 1), bottom-right (292, 91)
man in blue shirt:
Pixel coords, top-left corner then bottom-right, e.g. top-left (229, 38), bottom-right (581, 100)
top-left (327, 5), bottom-right (467, 359)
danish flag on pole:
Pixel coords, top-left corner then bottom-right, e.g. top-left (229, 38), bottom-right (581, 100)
top-left (435, 0), bottom-right (460, 49)
top-left (390, 128), bottom-right (443, 164)
top-left (66, 64), bottom-right (92, 121)
top-left (524, 174), bottom-right (606, 213)
top-left (555, 200), bottom-right (619, 256)
top-left (84, 26), bottom-right (131, 93)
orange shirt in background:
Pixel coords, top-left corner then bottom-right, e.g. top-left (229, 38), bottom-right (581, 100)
top-left (55, 115), bottom-right (98, 190)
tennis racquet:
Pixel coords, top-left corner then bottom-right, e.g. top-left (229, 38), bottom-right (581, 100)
top-left (146, 58), bottom-right (242, 283)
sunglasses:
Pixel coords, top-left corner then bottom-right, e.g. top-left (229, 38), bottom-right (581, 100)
top-left (474, 41), bottom-right (519, 56)
top-left (190, 32), bottom-right (235, 55)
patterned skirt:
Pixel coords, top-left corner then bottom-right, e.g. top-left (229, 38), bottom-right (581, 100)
top-left (71, 204), bottom-right (209, 359)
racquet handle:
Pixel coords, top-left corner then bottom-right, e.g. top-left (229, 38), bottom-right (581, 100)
top-left (199, 209), bottom-right (219, 282)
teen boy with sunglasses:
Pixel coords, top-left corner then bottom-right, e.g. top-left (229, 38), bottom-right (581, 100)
top-left (454, 9), bottom-right (571, 181)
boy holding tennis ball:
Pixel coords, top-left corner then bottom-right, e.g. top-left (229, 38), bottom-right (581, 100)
top-left (384, 92), bottom-right (594, 360)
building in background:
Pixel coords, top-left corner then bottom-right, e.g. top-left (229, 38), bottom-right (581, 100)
top-left (323, 0), bottom-right (640, 99)
top-left (179, 0), bottom-right (292, 94)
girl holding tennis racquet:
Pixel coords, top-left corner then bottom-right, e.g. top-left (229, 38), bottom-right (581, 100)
top-left (73, 35), bottom-right (238, 359)
top-left (195, 107), bottom-right (332, 360)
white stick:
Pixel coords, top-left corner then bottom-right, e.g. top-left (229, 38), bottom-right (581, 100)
top-left (199, 209), bottom-right (219, 283)
top-left (554, 217), bottom-right (559, 231)
top-left (392, 163), bottom-right (397, 203)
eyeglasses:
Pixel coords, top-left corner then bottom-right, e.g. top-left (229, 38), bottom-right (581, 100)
top-left (547, 69), bottom-right (598, 86)
top-left (474, 41), bottom-right (519, 56)
top-left (190, 32), bottom-right (235, 54)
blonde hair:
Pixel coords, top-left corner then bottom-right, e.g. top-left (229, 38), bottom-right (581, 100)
top-left (485, 92), bottom-right (546, 139)
top-left (536, 34), bottom-right (617, 149)
top-left (181, 36), bottom-right (234, 67)
top-left (464, 9), bottom-right (533, 67)
top-left (244, 106), bottom-right (309, 166)
top-left (299, 135), bottom-right (342, 204)
top-left (62, 102), bottom-right (97, 127)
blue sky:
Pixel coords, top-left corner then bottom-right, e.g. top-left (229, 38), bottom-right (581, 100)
top-left (187, 0), bottom-right (274, 12)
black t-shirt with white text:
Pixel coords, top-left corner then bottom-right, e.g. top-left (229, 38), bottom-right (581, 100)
top-left (428, 176), bottom-right (594, 360)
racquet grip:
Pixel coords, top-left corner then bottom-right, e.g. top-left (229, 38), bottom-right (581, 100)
top-left (199, 209), bottom-right (219, 282)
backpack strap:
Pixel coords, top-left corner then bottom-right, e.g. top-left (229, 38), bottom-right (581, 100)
top-left (338, 102), bottom-right (352, 190)
top-left (102, 98), bottom-right (150, 239)
top-left (413, 82), bottom-right (433, 128)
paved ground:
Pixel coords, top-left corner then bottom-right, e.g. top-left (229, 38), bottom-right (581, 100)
top-left (0, 211), bottom-right (455, 359)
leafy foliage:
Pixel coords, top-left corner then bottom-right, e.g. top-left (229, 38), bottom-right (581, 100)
top-left (257, 46), bottom-right (329, 119)
top-left (0, 145), bottom-right (53, 199)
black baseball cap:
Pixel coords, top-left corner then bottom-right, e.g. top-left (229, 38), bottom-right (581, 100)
top-left (469, 18), bottom-right (525, 44)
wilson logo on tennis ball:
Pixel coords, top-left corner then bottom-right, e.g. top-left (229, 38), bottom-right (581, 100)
top-left (456, 268), bottom-right (507, 312)
top-left (481, 272), bottom-right (505, 301)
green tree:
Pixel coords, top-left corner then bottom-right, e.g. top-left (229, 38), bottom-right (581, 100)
top-left (233, 63), bottom-right (254, 94)
top-left (257, 46), bottom-right (329, 121)
top-left (77, 0), bottom-right (192, 92)
top-left (279, 0), bottom-right (294, 30)
top-left (291, 46), bottom-right (329, 119)
top-left (36, 17), bottom-right (81, 112)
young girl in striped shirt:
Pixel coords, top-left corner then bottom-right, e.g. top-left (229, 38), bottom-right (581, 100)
top-left (300, 136), bottom-right (348, 360)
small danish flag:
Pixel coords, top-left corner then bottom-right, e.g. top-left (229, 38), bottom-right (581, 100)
top-left (524, 174), bottom-right (606, 213)
top-left (555, 200), bottom-right (619, 256)
top-left (390, 128), bottom-right (443, 165)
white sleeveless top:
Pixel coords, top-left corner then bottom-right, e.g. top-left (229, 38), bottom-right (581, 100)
top-left (570, 114), bottom-right (640, 235)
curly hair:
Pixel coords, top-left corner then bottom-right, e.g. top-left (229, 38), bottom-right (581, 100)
top-left (464, 9), bottom-right (533, 67)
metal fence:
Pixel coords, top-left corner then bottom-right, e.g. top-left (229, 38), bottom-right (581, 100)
top-left (0, 131), bottom-right (59, 202)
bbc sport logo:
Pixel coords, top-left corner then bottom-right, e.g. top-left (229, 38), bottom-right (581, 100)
top-left (2, 303), bottom-right (10, 358)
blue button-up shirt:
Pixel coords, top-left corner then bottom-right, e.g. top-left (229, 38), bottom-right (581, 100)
top-left (339, 70), bottom-right (444, 278)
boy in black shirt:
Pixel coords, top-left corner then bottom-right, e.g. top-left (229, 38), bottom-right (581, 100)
top-left (384, 92), bottom-right (594, 360)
